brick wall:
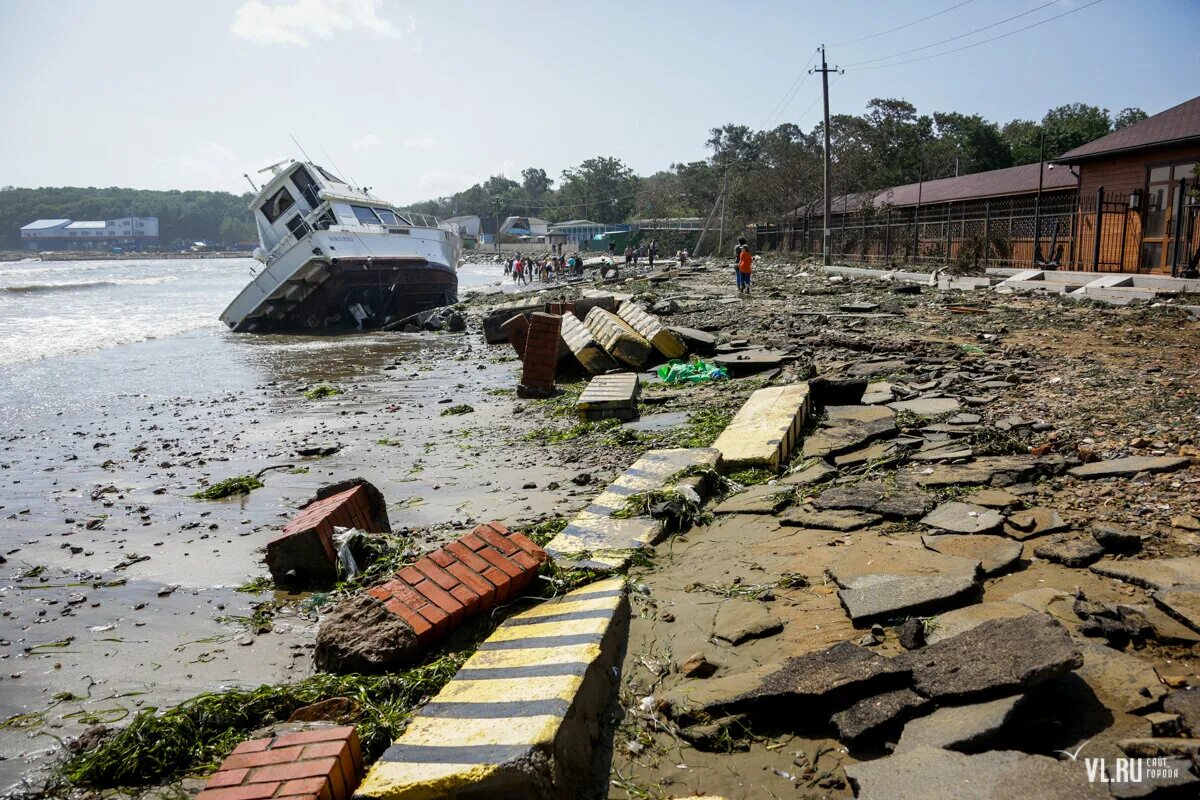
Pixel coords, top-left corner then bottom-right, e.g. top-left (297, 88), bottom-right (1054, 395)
top-left (198, 726), bottom-right (362, 800)
top-left (366, 522), bottom-right (546, 645)
top-left (267, 484), bottom-right (381, 585)
top-left (500, 313), bottom-right (530, 358)
top-left (519, 312), bottom-right (562, 398)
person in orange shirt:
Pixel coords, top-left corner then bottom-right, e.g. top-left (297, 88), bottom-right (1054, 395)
top-left (736, 237), bottom-right (753, 294)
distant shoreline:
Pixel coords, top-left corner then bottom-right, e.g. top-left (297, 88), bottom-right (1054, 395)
top-left (0, 250), bottom-right (253, 262)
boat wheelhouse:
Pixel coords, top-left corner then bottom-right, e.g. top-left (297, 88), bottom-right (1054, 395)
top-left (220, 159), bottom-right (461, 333)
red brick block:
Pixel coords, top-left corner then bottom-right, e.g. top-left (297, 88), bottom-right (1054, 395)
top-left (267, 480), bottom-right (390, 587)
top-left (519, 312), bottom-right (562, 396)
top-left (411, 578), bottom-right (465, 624)
top-left (383, 598), bottom-right (433, 638)
top-left (445, 541), bottom-right (492, 574)
top-left (478, 546), bottom-right (524, 579)
top-left (460, 532), bottom-right (488, 551)
top-left (500, 313), bottom-right (530, 358)
top-left (223, 745), bottom-right (304, 770)
top-left (203, 728), bottom-right (360, 800)
top-left (413, 559), bottom-right (459, 592)
top-left (445, 561), bottom-right (498, 608)
top-left (196, 782), bottom-right (281, 800)
top-left (271, 726), bottom-right (357, 748)
top-left (427, 549), bottom-right (455, 569)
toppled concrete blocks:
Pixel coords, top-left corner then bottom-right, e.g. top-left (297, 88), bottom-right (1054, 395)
top-left (355, 579), bottom-right (629, 800)
top-left (712, 383), bottom-right (810, 472)
top-left (576, 372), bottom-right (639, 421)
top-left (617, 301), bottom-right (686, 359)
top-left (482, 297), bottom-right (546, 344)
top-left (314, 522), bottom-right (546, 672)
top-left (559, 313), bottom-right (619, 375)
top-left (267, 479), bottom-right (390, 586)
top-left (584, 307), bottom-right (652, 368)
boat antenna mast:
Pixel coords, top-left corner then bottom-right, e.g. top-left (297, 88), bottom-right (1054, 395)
top-left (290, 134), bottom-right (314, 164)
top-left (320, 145), bottom-right (360, 193)
top-left (243, 173), bottom-right (259, 193)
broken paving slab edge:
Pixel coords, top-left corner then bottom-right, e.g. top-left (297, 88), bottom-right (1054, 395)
top-left (355, 578), bottom-right (629, 800)
top-left (712, 383), bottom-right (811, 472)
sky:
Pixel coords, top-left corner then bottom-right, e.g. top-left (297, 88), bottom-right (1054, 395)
top-left (1, 0), bottom-right (1197, 205)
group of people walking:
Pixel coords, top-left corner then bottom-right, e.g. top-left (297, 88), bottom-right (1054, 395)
top-left (614, 240), bottom-right (659, 268)
top-left (503, 252), bottom-right (586, 284)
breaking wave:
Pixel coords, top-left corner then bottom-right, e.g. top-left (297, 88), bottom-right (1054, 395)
top-left (2, 277), bottom-right (176, 294)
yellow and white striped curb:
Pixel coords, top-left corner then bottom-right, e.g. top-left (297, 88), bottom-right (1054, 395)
top-left (544, 448), bottom-right (721, 571)
top-left (617, 302), bottom-right (686, 359)
top-left (712, 383), bottom-right (811, 472)
top-left (576, 373), bottom-right (639, 420)
top-left (355, 579), bottom-right (629, 800)
top-left (584, 306), bottom-right (652, 369)
top-left (559, 313), bottom-right (619, 375)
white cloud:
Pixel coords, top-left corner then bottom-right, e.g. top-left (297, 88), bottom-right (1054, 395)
top-left (230, 0), bottom-right (407, 46)
top-left (416, 167), bottom-right (482, 197)
top-left (352, 133), bottom-right (383, 152)
top-left (400, 135), bottom-right (435, 149)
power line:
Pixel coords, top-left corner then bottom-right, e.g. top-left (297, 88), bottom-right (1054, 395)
top-left (851, 0), bottom-right (1105, 71)
top-left (758, 47), bottom-right (819, 130)
top-left (834, 0), bottom-right (979, 46)
top-left (843, 0), bottom-right (1063, 67)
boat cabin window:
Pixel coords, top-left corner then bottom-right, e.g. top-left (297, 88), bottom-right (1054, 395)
top-left (376, 209), bottom-right (399, 225)
top-left (285, 214), bottom-right (310, 240)
top-left (315, 165), bottom-right (345, 184)
top-left (262, 187), bottom-right (295, 224)
top-left (351, 205), bottom-right (382, 225)
top-left (314, 209), bottom-right (337, 230)
top-left (291, 166), bottom-right (322, 208)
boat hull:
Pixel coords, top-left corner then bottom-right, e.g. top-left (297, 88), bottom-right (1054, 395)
top-left (221, 228), bottom-right (460, 333)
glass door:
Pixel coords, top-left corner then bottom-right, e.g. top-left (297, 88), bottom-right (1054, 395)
top-left (1141, 161), bottom-right (1197, 271)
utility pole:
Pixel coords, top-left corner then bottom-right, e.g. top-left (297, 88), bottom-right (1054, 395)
top-left (810, 45), bottom-right (842, 266)
top-left (1033, 128), bottom-right (1045, 265)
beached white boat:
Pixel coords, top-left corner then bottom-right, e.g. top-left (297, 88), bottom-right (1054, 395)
top-left (221, 159), bottom-right (461, 333)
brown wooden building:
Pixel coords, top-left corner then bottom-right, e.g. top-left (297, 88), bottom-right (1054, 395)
top-left (759, 95), bottom-right (1200, 275)
top-left (1056, 95), bottom-right (1200, 274)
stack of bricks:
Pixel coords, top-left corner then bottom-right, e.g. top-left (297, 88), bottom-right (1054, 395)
top-left (366, 522), bottom-right (547, 644)
top-left (197, 726), bottom-right (362, 800)
top-left (500, 313), bottom-right (530, 358)
top-left (518, 312), bottom-right (562, 398)
top-left (266, 483), bottom-right (386, 585)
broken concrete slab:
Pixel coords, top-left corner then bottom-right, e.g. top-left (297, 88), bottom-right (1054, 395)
top-left (1068, 455), bottom-right (1190, 479)
top-left (832, 440), bottom-right (900, 468)
top-left (861, 381), bottom-right (894, 405)
top-left (888, 397), bottom-right (962, 417)
top-left (1154, 588), bottom-right (1200, 633)
top-left (711, 483), bottom-right (793, 515)
top-left (1004, 507), bottom-right (1069, 540)
top-left (1076, 642), bottom-right (1168, 714)
top-left (1090, 557), bottom-right (1200, 593)
top-left (711, 348), bottom-right (790, 376)
top-left (665, 640), bottom-right (908, 723)
top-left (894, 694), bottom-right (1024, 754)
top-left (1117, 738), bottom-right (1200, 758)
top-left (1163, 687), bottom-right (1200, 736)
top-left (802, 405), bottom-right (897, 460)
top-left (1091, 524), bottom-right (1143, 553)
top-left (924, 601), bottom-right (1035, 645)
top-left (898, 614), bottom-right (1082, 702)
top-left (968, 489), bottom-right (1020, 508)
top-left (711, 383), bottom-right (810, 472)
top-left (584, 306), bottom-right (653, 368)
top-left (779, 506), bottom-right (882, 531)
top-left (921, 502), bottom-right (1005, 535)
top-left (831, 688), bottom-right (931, 745)
top-left (922, 534), bottom-right (1023, 576)
top-left (779, 461), bottom-right (837, 487)
top-left (617, 301), bottom-right (686, 359)
top-left (1108, 758), bottom-right (1200, 799)
top-left (576, 372), bottom-right (639, 422)
top-left (713, 600), bottom-right (784, 645)
top-left (560, 312), bottom-right (620, 375)
top-left (813, 479), bottom-right (934, 519)
top-left (845, 746), bottom-right (1108, 800)
top-left (1034, 535), bottom-right (1105, 567)
top-left (904, 455), bottom-right (1064, 488)
top-left (828, 538), bottom-right (981, 624)
top-left (666, 325), bottom-right (716, 353)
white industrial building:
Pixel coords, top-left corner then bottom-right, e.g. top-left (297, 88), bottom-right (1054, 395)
top-left (20, 217), bottom-right (160, 250)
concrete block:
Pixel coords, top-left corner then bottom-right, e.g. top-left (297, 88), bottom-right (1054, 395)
top-left (544, 448), bottom-right (721, 571)
top-left (268, 481), bottom-right (389, 586)
top-left (712, 383), bottom-right (811, 472)
top-left (616, 302), bottom-right (686, 359)
top-left (576, 373), bottom-right (639, 421)
top-left (584, 307), bottom-right (652, 369)
top-left (482, 297), bottom-right (545, 344)
top-left (355, 579), bottom-right (629, 800)
top-left (559, 313), bottom-right (619, 375)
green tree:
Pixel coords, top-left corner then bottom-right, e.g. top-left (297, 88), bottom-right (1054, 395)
top-left (1113, 107), bottom-right (1148, 130)
top-left (520, 167), bottom-right (553, 199)
top-left (557, 157), bottom-right (639, 224)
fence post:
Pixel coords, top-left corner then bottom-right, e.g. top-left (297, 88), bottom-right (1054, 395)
top-left (1119, 197), bottom-right (1130, 272)
top-left (945, 203), bottom-right (952, 264)
top-left (912, 207), bottom-right (920, 263)
top-left (1091, 186), bottom-right (1104, 271)
top-left (884, 207), bottom-right (892, 262)
top-left (983, 200), bottom-right (991, 267)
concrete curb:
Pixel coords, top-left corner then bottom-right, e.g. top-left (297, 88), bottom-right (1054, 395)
top-left (354, 579), bottom-right (629, 800)
top-left (544, 447), bottom-right (721, 571)
top-left (712, 383), bottom-right (811, 472)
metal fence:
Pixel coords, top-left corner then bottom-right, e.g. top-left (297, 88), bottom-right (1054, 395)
top-left (754, 178), bottom-right (1200, 275)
